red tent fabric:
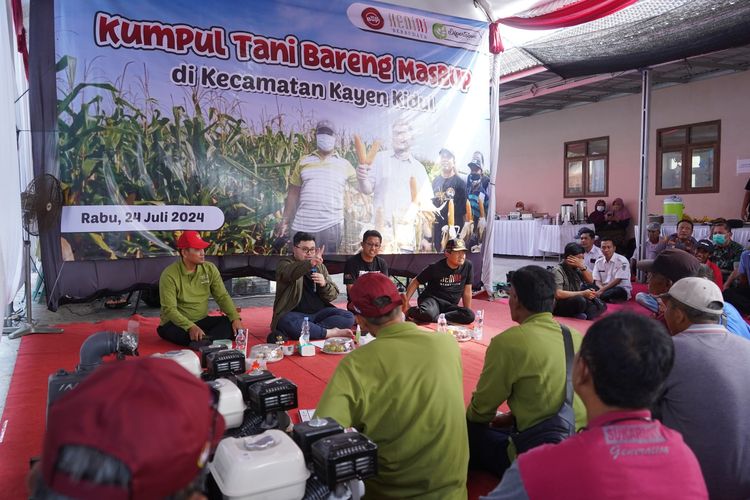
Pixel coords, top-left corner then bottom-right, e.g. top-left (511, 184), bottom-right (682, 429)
top-left (489, 0), bottom-right (638, 53)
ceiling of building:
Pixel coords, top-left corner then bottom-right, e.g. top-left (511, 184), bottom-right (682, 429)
top-left (497, 43), bottom-right (750, 121)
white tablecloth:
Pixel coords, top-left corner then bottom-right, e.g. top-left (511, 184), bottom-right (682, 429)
top-left (492, 219), bottom-right (548, 257)
top-left (640, 225), bottom-right (750, 246)
top-left (537, 224), bottom-right (595, 254)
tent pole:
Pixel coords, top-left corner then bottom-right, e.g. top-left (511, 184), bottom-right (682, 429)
top-left (636, 68), bottom-right (651, 268)
top-left (481, 49), bottom-right (500, 298)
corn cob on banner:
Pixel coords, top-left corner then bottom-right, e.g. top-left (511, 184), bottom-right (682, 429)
top-left (49, 0), bottom-right (490, 261)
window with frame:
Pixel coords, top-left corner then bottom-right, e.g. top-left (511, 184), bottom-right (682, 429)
top-left (656, 120), bottom-right (720, 195)
top-left (564, 137), bottom-right (609, 198)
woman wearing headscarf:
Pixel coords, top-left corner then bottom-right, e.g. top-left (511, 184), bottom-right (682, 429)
top-left (588, 199), bottom-right (607, 231)
top-left (599, 197), bottom-right (632, 251)
top-left (605, 198), bottom-right (632, 230)
top-left (551, 242), bottom-right (607, 320)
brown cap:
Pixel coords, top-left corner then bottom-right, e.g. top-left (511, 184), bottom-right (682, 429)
top-left (445, 239), bottom-right (467, 252)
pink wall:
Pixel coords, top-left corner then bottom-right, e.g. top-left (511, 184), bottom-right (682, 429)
top-left (496, 70), bottom-right (750, 224)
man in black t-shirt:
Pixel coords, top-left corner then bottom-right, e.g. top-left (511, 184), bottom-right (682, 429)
top-left (344, 230), bottom-right (389, 305)
top-left (403, 238), bottom-right (475, 324)
top-left (432, 149), bottom-right (467, 252)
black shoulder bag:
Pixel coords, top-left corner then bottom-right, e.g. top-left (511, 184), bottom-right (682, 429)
top-left (510, 324), bottom-right (576, 454)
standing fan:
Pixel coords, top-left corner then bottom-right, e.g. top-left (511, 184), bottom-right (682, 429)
top-left (8, 174), bottom-right (64, 339)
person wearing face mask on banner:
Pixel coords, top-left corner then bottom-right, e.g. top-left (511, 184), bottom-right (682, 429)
top-left (276, 119), bottom-right (358, 253)
top-left (466, 151), bottom-right (490, 219)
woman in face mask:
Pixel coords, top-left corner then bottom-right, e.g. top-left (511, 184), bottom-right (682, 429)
top-left (588, 199), bottom-right (607, 229)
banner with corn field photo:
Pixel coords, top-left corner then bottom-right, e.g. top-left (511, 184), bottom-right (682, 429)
top-left (54, 0), bottom-right (491, 261)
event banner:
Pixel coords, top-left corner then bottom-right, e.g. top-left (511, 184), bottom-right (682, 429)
top-left (55, 0), bottom-right (491, 260)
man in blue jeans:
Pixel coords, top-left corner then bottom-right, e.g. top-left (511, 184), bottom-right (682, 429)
top-left (269, 232), bottom-right (354, 341)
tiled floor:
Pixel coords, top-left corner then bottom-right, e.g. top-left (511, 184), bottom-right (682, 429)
top-left (0, 255), bottom-right (547, 417)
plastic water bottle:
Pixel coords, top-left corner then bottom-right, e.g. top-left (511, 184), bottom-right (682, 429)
top-left (300, 317), bottom-right (310, 345)
top-left (235, 328), bottom-right (247, 357)
top-left (355, 324), bottom-right (362, 344)
top-left (473, 310), bottom-right (484, 341)
top-left (437, 313), bottom-right (447, 333)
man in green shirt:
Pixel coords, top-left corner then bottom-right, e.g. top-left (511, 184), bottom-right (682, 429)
top-left (315, 272), bottom-right (468, 499)
top-left (467, 265), bottom-right (587, 477)
top-left (157, 231), bottom-right (243, 347)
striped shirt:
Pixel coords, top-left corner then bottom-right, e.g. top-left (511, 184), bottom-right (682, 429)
top-left (289, 152), bottom-right (356, 232)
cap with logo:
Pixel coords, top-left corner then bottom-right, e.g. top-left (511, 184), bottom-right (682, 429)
top-left (636, 248), bottom-right (700, 283)
top-left (176, 230), bottom-right (210, 250)
top-left (445, 238), bottom-right (468, 252)
top-left (316, 119), bottom-right (335, 135)
top-left (468, 151), bottom-right (484, 170)
top-left (349, 272), bottom-right (402, 317)
top-left (660, 277), bottom-right (724, 314)
top-left (696, 239), bottom-right (715, 253)
top-left (42, 357), bottom-right (225, 499)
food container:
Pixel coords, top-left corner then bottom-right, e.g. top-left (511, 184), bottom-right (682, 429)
top-left (249, 344), bottom-right (284, 363)
top-left (151, 349), bottom-right (202, 377)
top-left (322, 337), bottom-right (355, 355)
top-left (281, 341), bottom-right (296, 356)
top-left (208, 378), bottom-right (246, 429)
top-left (446, 325), bottom-right (472, 342)
top-left (209, 430), bottom-right (310, 500)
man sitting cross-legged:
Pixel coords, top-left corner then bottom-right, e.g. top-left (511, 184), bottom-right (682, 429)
top-left (157, 230), bottom-right (244, 347)
top-left (270, 231), bottom-right (354, 341)
top-left (403, 238), bottom-right (475, 324)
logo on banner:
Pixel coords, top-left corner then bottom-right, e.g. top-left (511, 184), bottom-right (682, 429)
top-left (433, 22), bottom-right (481, 46)
top-left (347, 2), bottom-right (486, 51)
top-left (361, 7), bottom-right (384, 30)
top-left (387, 11), bottom-right (428, 39)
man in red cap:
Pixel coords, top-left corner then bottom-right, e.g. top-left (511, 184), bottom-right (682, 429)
top-left (315, 272), bottom-right (468, 499)
top-left (157, 230), bottom-right (243, 347)
top-left (30, 357), bottom-right (225, 499)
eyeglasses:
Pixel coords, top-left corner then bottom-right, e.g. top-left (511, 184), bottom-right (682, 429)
top-left (295, 245), bottom-right (317, 255)
top-left (363, 242), bottom-right (381, 248)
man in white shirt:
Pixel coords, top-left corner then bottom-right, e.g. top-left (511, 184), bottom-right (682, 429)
top-left (357, 119), bottom-right (434, 251)
top-left (578, 228), bottom-right (602, 273)
top-left (593, 237), bottom-right (632, 302)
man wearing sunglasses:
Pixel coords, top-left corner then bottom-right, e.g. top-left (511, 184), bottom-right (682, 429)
top-left (270, 231), bottom-right (354, 341)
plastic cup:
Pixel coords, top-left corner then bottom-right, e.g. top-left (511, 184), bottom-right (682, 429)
top-left (127, 319), bottom-right (139, 335)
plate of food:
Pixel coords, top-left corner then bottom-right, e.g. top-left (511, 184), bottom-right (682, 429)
top-left (248, 344), bottom-right (284, 363)
top-left (322, 337), bottom-right (355, 354)
top-left (447, 325), bottom-right (472, 342)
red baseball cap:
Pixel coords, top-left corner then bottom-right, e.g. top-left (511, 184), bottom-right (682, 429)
top-left (41, 358), bottom-right (225, 499)
top-left (176, 230), bottom-right (210, 249)
top-left (349, 272), bottom-right (402, 317)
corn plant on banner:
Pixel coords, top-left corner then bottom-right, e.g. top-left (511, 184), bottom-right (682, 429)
top-left (53, 0), bottom-right (491, 260)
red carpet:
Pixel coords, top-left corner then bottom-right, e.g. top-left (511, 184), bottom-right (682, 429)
top-left (0, 291), bottom-right (652, 499)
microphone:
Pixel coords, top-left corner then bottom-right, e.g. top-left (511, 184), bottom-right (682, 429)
top-left (311, 265), bottom-right (318, 292)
